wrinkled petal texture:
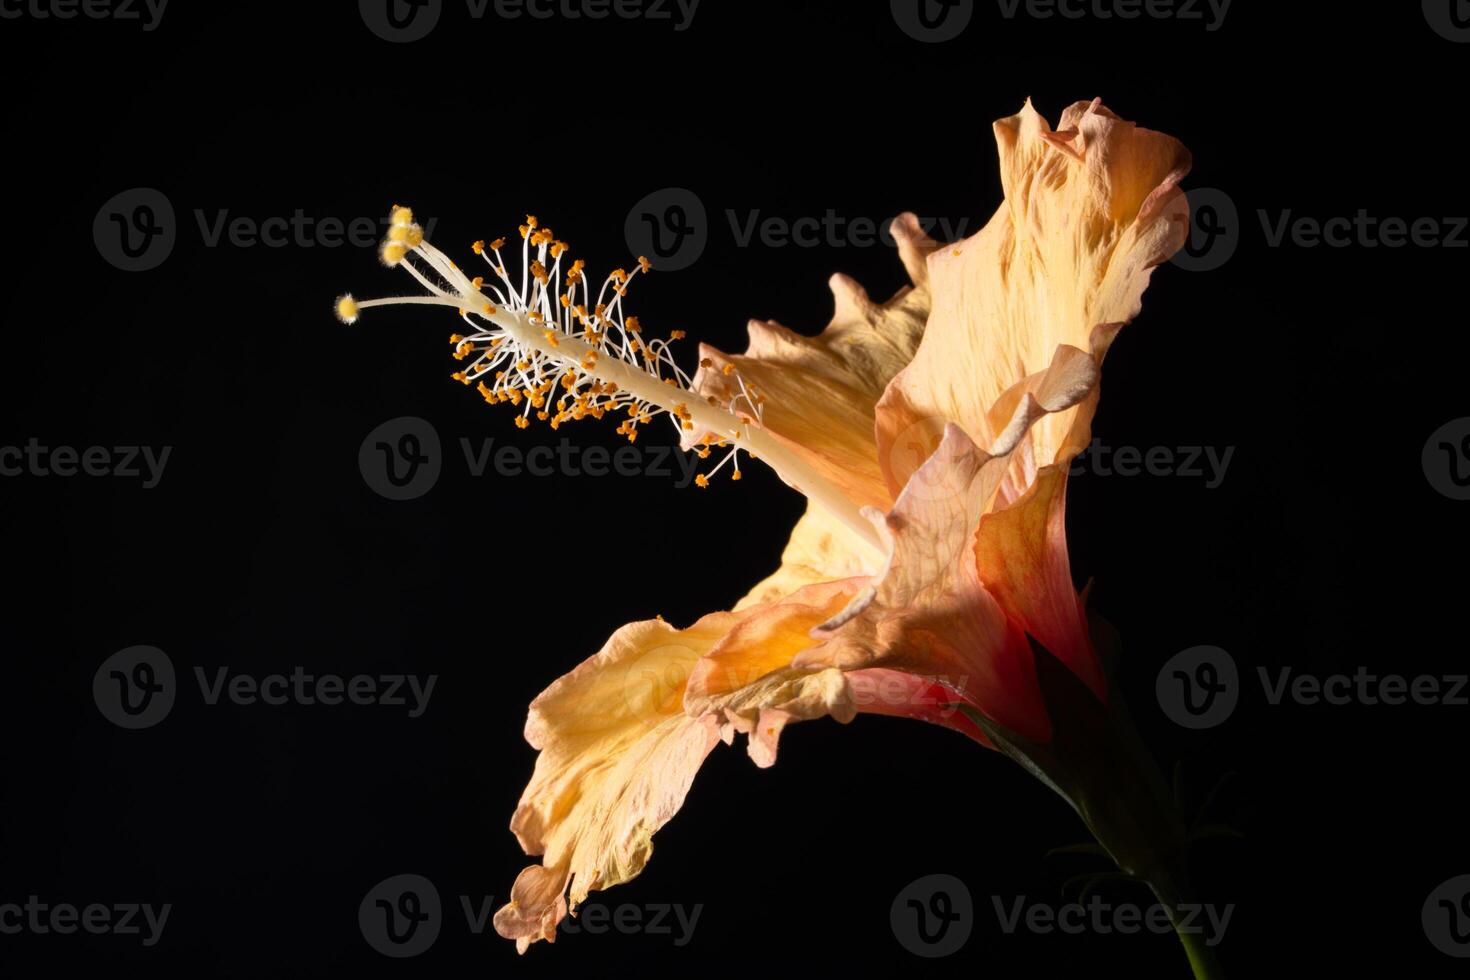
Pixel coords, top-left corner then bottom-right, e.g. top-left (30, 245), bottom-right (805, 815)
top-left (687, 214), bottom-right (940, 513)
top-left (496, 100), bottom-right (1191, 952)
top-left (799, 414), bottom-right (1094, 740)
top-left (869, 97), bottom-right (1190, 703)
top-left (495, 580), bottom-right (870, 950)
top-left (494, 613), bottom-right (729, 951)
top-left (877, 98), bottom-right (1191, 493)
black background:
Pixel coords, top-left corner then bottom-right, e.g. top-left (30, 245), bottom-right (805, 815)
top-left (1, 1), bottom-right (1466, 976)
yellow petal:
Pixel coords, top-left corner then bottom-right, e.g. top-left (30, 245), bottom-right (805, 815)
top-left (691, 663), bottom-right (857, 769)
top-left (495, 580), bottom-right (863, 950)
top-left (877, 99), bottom-right (1190, 485)
top-left (686, 578), bottom-right (868, 767)
top-left (495, 614), bottom-right (730, 951)
top-left (878, 338), bottom-right (1103, 501)
top-left (685, 214), bottom-right (937, 510)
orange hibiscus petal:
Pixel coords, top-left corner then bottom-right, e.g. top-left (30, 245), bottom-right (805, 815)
top-left (495, 580), bottom-right (865, 950)
top-left (876, 98), bottom-right (1190, 482)
top-left (686, 578), bottom-right (869, 767)
top-left (976, 462), bottom-right (1102, 702)
top-left (798, 423), bottom-right (1053, 741)
top-left (683, 215), bottom-right (937, 510)
top-left (494, 614), bottom-right (731, 951)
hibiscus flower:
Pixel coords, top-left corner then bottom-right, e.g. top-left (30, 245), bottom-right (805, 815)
top-left (338, 97), bottom-right (1219, 976)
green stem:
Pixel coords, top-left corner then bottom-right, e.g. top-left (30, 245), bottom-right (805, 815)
top-left (1138, 859), bottom-right (1228, 980)
top-left (1174, 921), bottom-right (1227, 980)
top-left (1083, 700), bottom-right (1228, 980)
top-left (961, 643), bottom-right (1231, 978)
